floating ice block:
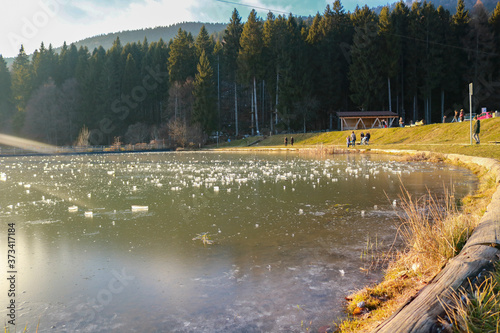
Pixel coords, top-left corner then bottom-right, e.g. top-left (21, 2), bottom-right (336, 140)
top-left (131, 205), bottom-right (149, 212)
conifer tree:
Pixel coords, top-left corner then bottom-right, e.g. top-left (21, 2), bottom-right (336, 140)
top-left (489, 2), bottom-right (500, 77)
top-left (11, 45), bottom-right (33, 132)
top-left (465, 0), bottom-right (496, 110)
top-left (193, 50), bottom-right (216, 133)
top-left (390, 1), bottom-right (410, 119)
top-left (222, 8), bottom-right (243, 136)
top-left (195, 25), bottom-right (214, 61)
top-left (238, 9), bottom-right (263, 134)
top-left (0, 56), bottom-right (13, 124)
top-left (168, 28), bottom-right (196, 83)
top-left (348, 6), bottom-right (381, 110)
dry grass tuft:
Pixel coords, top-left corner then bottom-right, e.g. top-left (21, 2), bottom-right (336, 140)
top-left (441, 263), bottom-right (500, 333)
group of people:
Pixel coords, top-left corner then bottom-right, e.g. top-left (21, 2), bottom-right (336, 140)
top-left (284, 136), bottom-right (294, 146)
top-left (347, 131), bottom-right (370, 147)
top-left (450, 109), bottom-right (466, 123)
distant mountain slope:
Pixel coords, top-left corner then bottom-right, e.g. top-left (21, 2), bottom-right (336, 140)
top-left (58, 22), bottom-right (226, 52)
top-left (374, 0), bottom-right (498, 14)
top-left (5, 22), bottom-right (226, 67)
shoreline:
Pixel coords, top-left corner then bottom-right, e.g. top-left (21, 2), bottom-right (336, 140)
top-left (215, 145), bottom-right (500, 332)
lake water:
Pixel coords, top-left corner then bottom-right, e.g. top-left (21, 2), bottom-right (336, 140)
top-left (0, 152), bottom-right (477, 332)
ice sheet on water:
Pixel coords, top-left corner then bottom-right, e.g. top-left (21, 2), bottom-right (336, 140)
top-left (26, 219), bottom-right (61, 225)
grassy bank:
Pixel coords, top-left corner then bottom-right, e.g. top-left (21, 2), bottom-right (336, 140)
top-left (216, 117), bottom-right (500, 160)
top-left (215, 118), bottom-right (500, 332)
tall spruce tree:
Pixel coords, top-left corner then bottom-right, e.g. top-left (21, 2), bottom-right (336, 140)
top-left (390, 1), bottom-right (410, 119)
top-left (452, 0), bottom-right (470, 105)
top-left (223, 9), bottom-right (243, 136)
top-left (348, 6), bottom-right (381, 110)
top-left (465, 0), bottom-right (496, 110)
top-left (238, 9), bottom-right (263, 134)
top-left (0, 56), bottom-right (13, 124)
top-left (11, 45), bottom-right (33, 132)
top-left (489, 2), bottom-right (500, 77)
top-left (195, 25), bottom-right (214, 62)
top-left (168, 28), bottom-right (196, 84)
top-left (192, 50), bottom-right (216, 133)
top-left (378, 6), bottom-right (399, 112)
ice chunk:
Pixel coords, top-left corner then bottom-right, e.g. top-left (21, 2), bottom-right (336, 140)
top-left (84, 211), bottom-right (93, 218)
top-left (131, 205), bottom-right (148, 212)
top-left (68, 205), bottom-right (78, 212)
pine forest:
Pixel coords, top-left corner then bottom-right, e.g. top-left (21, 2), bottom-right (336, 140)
top-left (0, 0), bottom-right (499, 147)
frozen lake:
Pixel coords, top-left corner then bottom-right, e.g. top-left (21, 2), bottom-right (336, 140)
top-left (0, 151), bottom-right (477, 332)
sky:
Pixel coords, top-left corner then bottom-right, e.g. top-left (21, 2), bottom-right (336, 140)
top-left (0, 0), bottom-right (391, 58)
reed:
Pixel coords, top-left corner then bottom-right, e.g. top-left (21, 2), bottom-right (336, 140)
top-left (393, 185), bottom-right (477, 276)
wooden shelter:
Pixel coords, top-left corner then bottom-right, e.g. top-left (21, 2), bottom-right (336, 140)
top-left (336, 111), bottom-right (399, 131)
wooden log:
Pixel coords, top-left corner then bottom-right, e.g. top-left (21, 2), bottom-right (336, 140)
top-left (465, 205), bottom-right (500, 250)
top-left (372, 245), bottom-right (499, 333)
top-left (371, 154), bottom-right (500, 333)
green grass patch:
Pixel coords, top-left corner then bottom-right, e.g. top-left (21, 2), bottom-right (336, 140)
top-left (217, 118), bottom-right (500, 160)
top-left (442, 263), bottom-right (500, 332)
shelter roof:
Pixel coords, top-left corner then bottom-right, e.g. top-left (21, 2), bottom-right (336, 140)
top-left (336, 111), bottom-right (399, 118)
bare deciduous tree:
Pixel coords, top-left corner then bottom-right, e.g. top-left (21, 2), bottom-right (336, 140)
top-left (75, 125), bottom-right (90, 147)
top-left (22, 78), bottom-right (80, 145)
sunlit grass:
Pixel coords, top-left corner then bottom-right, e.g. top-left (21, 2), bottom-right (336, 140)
top-left (215, 117), bottom-right (500, 160)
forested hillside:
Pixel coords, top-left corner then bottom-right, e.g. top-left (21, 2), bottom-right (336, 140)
top-left (0, 0), bottom-right (499, 147)
top-left (374, 0), bottom-right (498, 13)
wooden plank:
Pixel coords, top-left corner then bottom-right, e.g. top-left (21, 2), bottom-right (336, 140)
top-left (372, 245), bottom-right (500, 333)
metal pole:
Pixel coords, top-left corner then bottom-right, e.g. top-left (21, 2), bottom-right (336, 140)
top-left (469, 83), bottom-right (473, 145)
top-left (217, 55), bottom-right (220, 148)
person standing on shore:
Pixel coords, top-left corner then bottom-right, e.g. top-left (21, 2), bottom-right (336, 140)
top-left (346, 136), bottom-right (350, 147)
top-left (350, 131), bottom-right (356, 146)
top-left (460, 109), bottom-right (464, 122)
top-left (399, 117), bottom-right (404, 127)
top-left (284, 137), bottom-right (288, 146)
top-left (452, 110), bottom-right (458, 122)
top-left (473, 116), bottom-right (480, 144)
top-left (290, 137), bottom-right (294, 146)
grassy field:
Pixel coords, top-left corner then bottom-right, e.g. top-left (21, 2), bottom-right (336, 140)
top-left (216, 117), bottom-right (500, 160)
